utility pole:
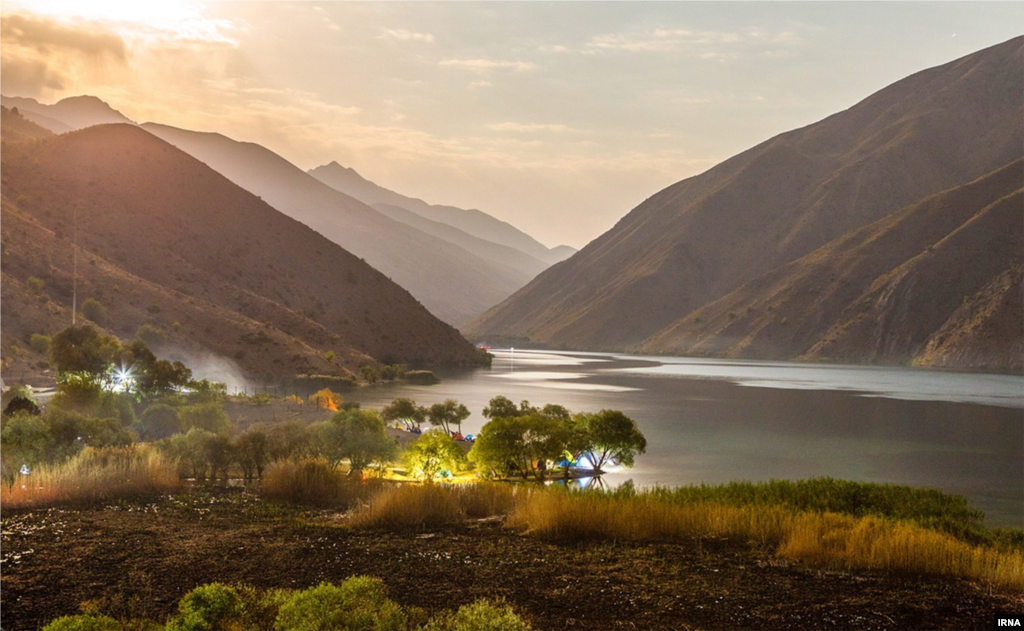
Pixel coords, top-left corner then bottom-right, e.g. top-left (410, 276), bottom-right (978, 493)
top-left (71, 206), bottom-right (78, 325)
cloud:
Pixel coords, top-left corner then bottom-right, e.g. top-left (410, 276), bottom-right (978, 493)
top-left (382, 28), bottom-right (434, 43)
top-left (488, 122), bottom-right (572, 133)
top-left (0, 13), bottom-right (128, 97)
top-left (439, 58), bottom-right (535, 73)
top-left (585, 26), bottom-right (801, 57)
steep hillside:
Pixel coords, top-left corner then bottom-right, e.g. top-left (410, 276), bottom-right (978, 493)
top-left (1, 94), bottom-right (133, 132)
top-left (640, 161), bottom-right (1023, 369)
top-left (467, 36), bottom-right (1023, 370)
top-left (0, 124), bottom-right (485, 384)
top-left (1, 106), bottom-right (53, 141)
top-left (308, 161), bottom-right (576, 265)
top-left (370, 202), bottom-right (548, 281)
top-left (140, 124), bottom-right (531, 325)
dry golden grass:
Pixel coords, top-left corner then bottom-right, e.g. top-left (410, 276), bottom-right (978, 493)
top-left (0, 446), bottom-right (180, 509)
top-left (508, 489), bottom-right (1024, 594)
top-left (261, 460), bottom-right (375, 508)
top-left (349, 483), bottom-right (463, 530)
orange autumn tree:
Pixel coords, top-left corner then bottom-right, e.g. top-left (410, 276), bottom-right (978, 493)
top-left (308, 388), bottom-right (341, 411)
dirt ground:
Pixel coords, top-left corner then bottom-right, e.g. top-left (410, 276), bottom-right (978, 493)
top-left (1, 487), bottom-right (1018, 631)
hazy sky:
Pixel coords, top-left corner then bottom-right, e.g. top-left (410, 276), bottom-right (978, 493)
top-left (2, 2), bottom-right (1021, 248)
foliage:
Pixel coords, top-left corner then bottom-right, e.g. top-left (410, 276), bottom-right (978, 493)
top-left (420, 599), bottom-right (533, 631)
top-left (3, 395), bottom-right (41, 417)
top-left (81, 298), bottom-right (107, 324)
top-left (234, 426), bottom-right (270, 480)
top-left (165, 583), bottom-right (244, 631)
top-left (49, 325), bottom-right (122, 377)
top-left (135, 324), bottom-right (166, 347)
top-left (177, 402), bottom-right (232, 434)
top-left (137, 404), bottom-right (181, 440)
top-left (275, 577), bottom-right (407, 631)
top-left (359, 365), bottom-right (379, 383)
top-left (308, 388), bottom-right (341, 411)
top-left (381, 398), bottom-right (425, 430)
top-left (26, 275), bottom-right (45, 293)
top-left (30, 333), bottom-right (52, 354)
top-left (267, 421), bottom-right (313, 464)
top-left (401, 430), bottom-right (468, 481)
top-left (427, 399), bottom-right (470, 435)
top-left (574, 410), bottom-right (646, 471)
top-left (42, 615), bottom-right (123, 631)
top-left (331, 409), bottom-right (398, 476)
top-left (468, 414), bottom-right (569, 480)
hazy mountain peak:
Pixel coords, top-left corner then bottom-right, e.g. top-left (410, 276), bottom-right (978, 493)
top-left (0, 93), bottom-right (132, 132)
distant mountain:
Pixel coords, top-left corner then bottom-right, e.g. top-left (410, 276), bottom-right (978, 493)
top-left (1, 94), bottom-right (133, 132)
top-left (0, 106), bottom-right (53, 141)
top-left (0, 123), bottom-right (485, 384)
top-left (308, 161), bottom-right (576, 265)
top-left (140, 123), bottom-right (534, 326)
top-left (467, 36), bottom-right (1023, 372)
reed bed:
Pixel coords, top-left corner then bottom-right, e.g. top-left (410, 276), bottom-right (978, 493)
top-left (261, 460), bottom-right (377, 508)
top-left (349, 482), bottom-right (521, 530)
top-left (0, 446), bottom-right (180, 509)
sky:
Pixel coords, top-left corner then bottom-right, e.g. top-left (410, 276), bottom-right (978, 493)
top-left (1, 2), bottom-right (1022, 249)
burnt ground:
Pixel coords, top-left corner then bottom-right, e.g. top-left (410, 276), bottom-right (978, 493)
top-left (1, 487), bottom-right (1019, 631)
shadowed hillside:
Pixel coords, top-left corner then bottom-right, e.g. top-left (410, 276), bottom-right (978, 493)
top-left (466, 36), bottom-right (1023, 371)
top-left (1, 94), bottom-right (133, 132)
top-left (140, 123), bottom-right (536, 326)
top-left (0, 124), bottom-right (486, 384)
top-left (641, 161), bottom-right (1023, 372)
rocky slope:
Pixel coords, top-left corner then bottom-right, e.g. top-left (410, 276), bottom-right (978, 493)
top-left (467, 36), bottom-right (1023, 372)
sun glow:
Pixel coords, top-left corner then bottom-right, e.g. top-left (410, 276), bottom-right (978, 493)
top-left (4, 0), bottom-right (242, 44)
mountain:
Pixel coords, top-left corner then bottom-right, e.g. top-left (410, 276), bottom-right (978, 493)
top-left (0, 123), bottom-right (486, 385)
top-left (466, 36), bottom-right (1023, 371)
top-left (1, 95), bottom-right (133, 132)
top-left (641, 161), bottom-right (1023, 371)
top-left (140, 123), bottom-right (535, 326)
top-left (308, 161), bottom-right (576, 265)
top-left (0, 105), bottom-right (53, 141)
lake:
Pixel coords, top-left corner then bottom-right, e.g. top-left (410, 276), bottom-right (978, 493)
top-left (344, 350), bottom-right (1024, 526)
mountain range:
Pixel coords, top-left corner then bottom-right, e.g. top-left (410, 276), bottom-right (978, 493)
top-left (467, 36), bottom-right (1023, 372)
top-left (0, 107), bottom-right (485, 384)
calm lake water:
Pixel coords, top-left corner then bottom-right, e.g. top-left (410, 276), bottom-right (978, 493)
top-left (344, 350), bottom-right (1024, 526)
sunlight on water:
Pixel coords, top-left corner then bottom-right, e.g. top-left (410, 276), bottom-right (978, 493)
top-left (607, 357), bottom-right (1024, 409)
top-left (488, 370), bottom-right (640, 392)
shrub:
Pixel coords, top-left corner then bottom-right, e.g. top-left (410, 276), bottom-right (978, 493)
top-left (420, 599), bottom-right (533, 631)
top-left (42, 615), bottom-right (122, 631)
top-left (30, 333), bottom-right (51, 354)
top-left (26, 276), bottom-right (45, 293)
top-left (135, 324), bottom-right (166, 346)
top-left (308, 388), bottom-right (341, 411)
top-left (275, 577), bottom-right (406, 631)
top-left (178, 402), bottom-right (232, 434)
top-left (81, 298), bottom-right (107, 324)
top-left (165, 583), bottom-right (244, 631)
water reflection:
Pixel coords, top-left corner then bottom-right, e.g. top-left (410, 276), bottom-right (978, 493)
top-left (344, 350), bottom-right (1024, 526)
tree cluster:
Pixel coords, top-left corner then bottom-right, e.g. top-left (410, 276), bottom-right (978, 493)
top-left (469, 396), bottom-right (646, 480)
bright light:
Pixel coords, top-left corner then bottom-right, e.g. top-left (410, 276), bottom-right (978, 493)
top-left (108, 363), bottom-right (136, 393)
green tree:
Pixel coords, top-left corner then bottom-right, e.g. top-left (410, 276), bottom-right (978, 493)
top-left (401, 430), bottom-right (469, 481)
top-left (165, 583), bottom-right (244, 631)
top-left (427, 399), bottom-right (471, 435)
top-left (137, 403), bottom-right (181, 440)
top-left (575, 410), bottom-right (647, 472)
top-left (359, 365), bottom-right (379, 383)
top-left (381, 397), bottom-right (425, 430)
top-left (266, 420), bottom-right (312, 464)
top-left (178, 402), bottom-right (232, 434)
top-left (333, 409), bottom-right (397, 476)
top-left (169, 428), bottom-right (217, 480)
top-left (234, 426), bottom-right (270, 480)
top-left (49, 325), bottom-right (121, 377)
top-left (0, 412), bottom-right (52, 486)
top-left (482, 395), bottom-right (519, 420)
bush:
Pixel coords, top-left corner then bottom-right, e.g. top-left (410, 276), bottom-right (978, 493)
top-left (178, 402), bottom-right (232, 434)
top-left (138, 403), bottom-right (181, 440)
top-left (30, 333), bottom-right (51, 354)
top-left (42, 615), bottom-right (122, 631)
top-left (135, 324), bottom-right (166, 347)
top-left (165, 583), bottom-right (244, 631)
top-left (81, 298), bottom-right (107, 324)
top-left (275, 577), bottom-right (406, 631)
top-left (421, 599), bottom-right (533, 631)
top-left (26, 276), bottom-right (45, 293)
top-left (401, 430), bottom-right (468, 481)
